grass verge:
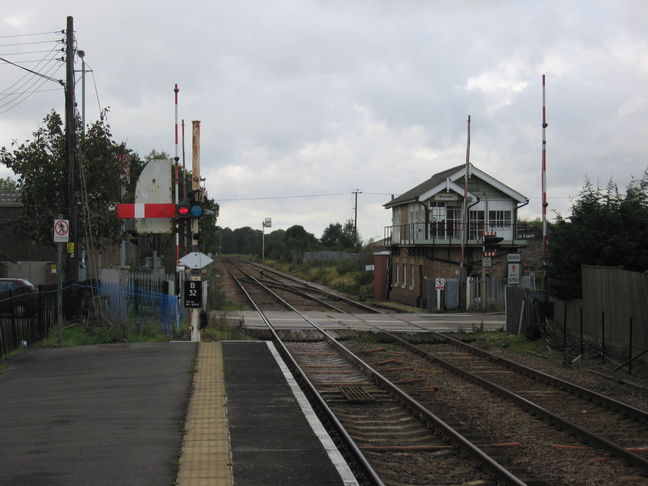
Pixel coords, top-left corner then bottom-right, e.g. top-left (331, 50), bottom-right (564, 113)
top-left (200, 312), bottom-right (249, 341)
top-left (39, 321), bottom-right (174, 347)
top-left (467, 330), bottom-right (538, 353)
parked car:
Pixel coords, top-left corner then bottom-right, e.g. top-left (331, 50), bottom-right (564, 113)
top-left (0, 278), bottom-right (38, 317)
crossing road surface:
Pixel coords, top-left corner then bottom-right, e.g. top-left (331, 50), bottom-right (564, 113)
top-left (230, 311), bottom-right (506, 333)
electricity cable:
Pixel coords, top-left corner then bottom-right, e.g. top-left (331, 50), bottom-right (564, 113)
top-left (0, 39), bottom-right (63, 48)
top-left (0, 49), bottom-right (64, 57)
top-left (0, 31), bottom-right (63, 39)
top-left (0, 55), bottom-right (63, 85)
top-left (0, 60), bottom-right (63, 114)
top-left (0, 44), bottom-right (63, 96)
top-left (218, 192), bottom-right (349, 202)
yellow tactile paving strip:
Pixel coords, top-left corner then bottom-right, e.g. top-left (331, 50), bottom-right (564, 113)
top-left (177, 342), bottom-right (233, 486)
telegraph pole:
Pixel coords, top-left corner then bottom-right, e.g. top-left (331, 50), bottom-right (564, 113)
top-left (459, 115), bottom-right (471, 311)
top-left (541, 74), bottom-right (548, 257)
top-left (352, 189), bottom-right (362, 243)
top-left (64, 16), bottom-right (77, 281)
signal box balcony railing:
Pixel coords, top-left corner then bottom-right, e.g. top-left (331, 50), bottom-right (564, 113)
top-left (384, 222), bottom-right (532, 247)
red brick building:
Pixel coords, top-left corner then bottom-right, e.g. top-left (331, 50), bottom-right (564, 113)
top-left (379, 164), bottom-right (529, 309)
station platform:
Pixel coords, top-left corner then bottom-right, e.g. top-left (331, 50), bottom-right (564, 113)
top-left (177, 341), bottom-right (357, 486)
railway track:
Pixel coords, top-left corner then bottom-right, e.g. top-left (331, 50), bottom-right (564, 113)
top-left (225, 257), bottom-right (380, 314)
top-left (225, 260), bottom-right (648, 485)
top-left (229, 266), bottom-right (528, 485)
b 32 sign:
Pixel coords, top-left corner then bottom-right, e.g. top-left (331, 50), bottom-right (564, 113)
top-left (184, 280), bottom-right (202, 308)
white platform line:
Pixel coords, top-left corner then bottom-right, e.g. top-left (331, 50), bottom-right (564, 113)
top-left (265, 341), bottom-right (359, 486)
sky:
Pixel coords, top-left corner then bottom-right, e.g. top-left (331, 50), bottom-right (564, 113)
top-left (1, 1), bottom-right (647, 243)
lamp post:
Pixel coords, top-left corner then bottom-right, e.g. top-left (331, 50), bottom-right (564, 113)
top-left (262, 218), bottom-right (271, 262)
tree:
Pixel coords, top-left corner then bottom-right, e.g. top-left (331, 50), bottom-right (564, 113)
top-left (321, 220), bottom-right (360, 250)
top-left (285, 225), bottom-right (318, 261)
top-left (218, 227), bottom-right (236, 254)
top-left (265, 229), bottom-right (290, 261)
top-left (0, 177), bottom-right (17, 191)
top-left (546, 174), bottom-right (648, 299)
top-left (340, 219), bottom-right (361, 249)
top-left (321, 223), bottom-right (343, 248)
top-left (1, 111), bottom-right (127, 246)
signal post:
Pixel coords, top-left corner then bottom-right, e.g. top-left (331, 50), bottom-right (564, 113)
top-left (481, 232), bottom-right (502, 311)
top-left (173, 122), bottom-right (212, 342)
top-left (189, 121), bottom-right (202, 342)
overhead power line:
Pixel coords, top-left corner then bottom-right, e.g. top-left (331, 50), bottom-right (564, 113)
top-left (0, 55), bottom-right (63, 85)
top-left (0, 54), bottom-right (64, 114)
top-left (0, 49), bottom-right (64, 57)
top-left (218, 192), bottom-right (350, 202)
top-left (1, 51), bottom-right (63, 98)
top-left (218, 191), bottom-right (395, 203)
top-left (0, 27), bottom-right (66, 114)
top-left (0, 30), bottom-right (63, 39)
top-left (0, 39), bottom-right (64, 48)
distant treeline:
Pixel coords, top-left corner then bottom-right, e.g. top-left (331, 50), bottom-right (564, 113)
top-left (215, 220), bottom-right (364, 262)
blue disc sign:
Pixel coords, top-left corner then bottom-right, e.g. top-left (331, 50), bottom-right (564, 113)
top-left (184, 280), bottom-right (202, 308)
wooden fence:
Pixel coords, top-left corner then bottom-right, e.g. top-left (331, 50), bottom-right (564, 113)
top-left (551, 265), bottom-right (648, 372)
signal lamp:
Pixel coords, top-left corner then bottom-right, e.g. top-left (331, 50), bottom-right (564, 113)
top-left (176, 204), bottom-right (191, 219)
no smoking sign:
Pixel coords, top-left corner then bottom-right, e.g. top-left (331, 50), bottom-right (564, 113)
top-left (53, 219), bottom-right (70, 243)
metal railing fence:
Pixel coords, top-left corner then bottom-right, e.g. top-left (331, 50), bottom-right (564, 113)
top-left (1, 274), bottom-right (186, 357)
top-left (384, 222), bottom-right (537, 246)
top-left (0, 283), bottom-right (60, 356)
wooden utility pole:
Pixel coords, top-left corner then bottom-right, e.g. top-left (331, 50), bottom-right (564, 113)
top-left (459, 115), bottom-right (471, 311)
top-left (64, 16), bottom-right (77, 281)
top-left (352, 189), bottom-right (361, 243)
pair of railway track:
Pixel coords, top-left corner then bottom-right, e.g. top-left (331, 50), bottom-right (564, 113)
top-left (225, 258), bottom-right (648, 485)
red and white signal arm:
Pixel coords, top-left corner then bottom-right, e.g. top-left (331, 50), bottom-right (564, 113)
top-left (117, 203), bottom-right (176, 219)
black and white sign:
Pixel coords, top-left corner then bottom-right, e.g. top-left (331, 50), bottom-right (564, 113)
top-left (184, 280), bottom-right (202, 308)
top-left (435, 278), bottom-right (445, 290)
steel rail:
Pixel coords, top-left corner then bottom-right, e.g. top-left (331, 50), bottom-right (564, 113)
top-left (232, 258), bottom-right (648, 472)
top-left (292, 273), bottom-right (648, 427)
top-left (260, 279), bottom-right (350, 313)
top-left (228, 267), bottom-right (385, 486)
top-left (231, 265), bottom-right (528, 486)
top-left (231, 260), bottom-right (349, 313)
top-left (335, 312), bottom-right (648, 472)
top-left (379, 330), bottom-right (648, 472)
top-left (430, 332), bottom-right (648, 423)
top-left (244, 259), bottom-right (380, 314)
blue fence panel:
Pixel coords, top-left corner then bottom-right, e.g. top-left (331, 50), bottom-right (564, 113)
top-left (77, 280), bottom-right (181, 336)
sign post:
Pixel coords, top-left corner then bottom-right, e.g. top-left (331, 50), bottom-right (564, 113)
top-left (53, 217), bottom-right (69, 345)
top-left (435, 278), bottom-right (445, 311)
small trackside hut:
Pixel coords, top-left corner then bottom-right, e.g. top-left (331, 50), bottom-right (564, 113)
top-left (379, 163), bottom-right (529, 310)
